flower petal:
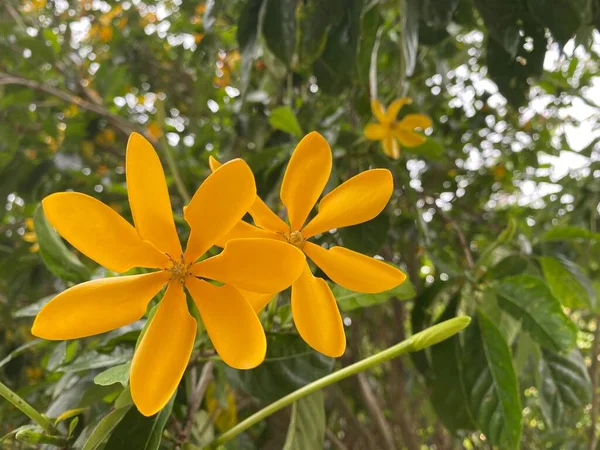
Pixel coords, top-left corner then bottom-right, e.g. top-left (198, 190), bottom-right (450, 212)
top-left (398, 113), bottom-right (432, 130)
top-left (130, 282), bottom-right (196, 416)
top-left (303, 242), bottom-right (406, 293)
top-left (126, 133), bottom-right (182, 257)
top-left (209, 155), bottom-right (288, 233)
top-left (382, 136), bottom-right (400, 159)
top-left (32, 271), bottom-right (169, 340)
top-left (291, 264), bottom-right (345, 357)
top-left (280, 132), bottom-right (331, 231)
top-left (303, 169), bottom-right (393, 238)
top-left (364, 123), bottom-right (388, 141)
top-left (184, 159), bottom-right (256, 264)
top-left (239, 289), bottom-right (275, 312)
top-left (186, 277), bottom-right (266, 369)
top-left (191, 238), bottom-right (305, 293)
top-left (395, 129), bottom-right (426, 147)
top-left (215, 220), bottom-right (281, 248)
top-left (370, 99), bottom-right (387, 124)
top-left (42, 193), bottom-right (170, 272)
top-left (384, 97), bottom-right (412, 122)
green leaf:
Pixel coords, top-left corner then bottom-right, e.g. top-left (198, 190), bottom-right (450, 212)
top-left (297, 0), bottom-right (340, 68)
top-left (34, 205), bottom-right (90, 283)
top-left (332, 277), bottom-right (415, 312)
top-left (226, 333), bottom-right (333, 401)
top-left (262, 0), bottom-right (297, 66)
top-left (104, 396), bottom-right (175, 450)
top-left (81, 406), bottom-right (133, 450)
top-left (538, 348), bottom-right (592, 429)
top-left (269, 106), bottom-right (303, 137)
top-left (404, 138), bottom-right (444, 160)
top-left (460, 310), bottom-right (522, 450)
top-left (540, 256), bottom-right (597, 309)
top-left (495, 275), bottom-right (577, 352)
top-left (487, 255), bottom-right (529, 279)
top-left (0, 340), bottom-right (45, 369)
top-left (203, 0), bottom-right (220, 33)
top-left (527, 0), bottom-right (589, 45)
top-left (540, 225), bottom-right (600, 242)
top-left (59, 348), bottom-right (132, 373)
top-left (94, 362), bottom-right (131, 387)
top-left (236, 0), bottom-right (264, 96)
top-left (339, 213), bottom-right (389, 254)
top-left (403, 0), bottom-right (419, 77)
top-left (282, 391), bottom-right (325, 450)
top-left (13, 295), bottom-right (53, 318)
top-left (473, 0), bottom-right (521, 56)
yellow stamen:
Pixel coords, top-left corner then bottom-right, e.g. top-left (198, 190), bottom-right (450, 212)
top-left (168, 255), bottom-right (190, 284)
top-left (287, 230), bottom-right (305, 248)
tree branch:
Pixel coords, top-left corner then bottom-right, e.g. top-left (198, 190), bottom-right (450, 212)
top-left (357, 372), bottom-right (398, 450)
top-left (589, 316), bottom-right (600, 450)
top-left (177, 361), bottom-right (214, 445)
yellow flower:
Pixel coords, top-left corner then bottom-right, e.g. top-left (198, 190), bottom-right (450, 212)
top-left (364, 98), bottom-right (432, 159)
top-left (210, 132), bottom-right (406, 357)
top-left (32, 133), bottom-right (305, 417)
top-left (23, 218), bottom-right (39, 253)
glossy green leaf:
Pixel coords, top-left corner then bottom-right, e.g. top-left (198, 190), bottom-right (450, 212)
top-left (460, 310), bottom-right (521, 450)
top-left (297, 0), bottom-right (340, 68)
top-left (331, 277), bottom-right (415, 312)
top-left (495, 275), bottom-right (577, 352)
top-left (34, 205), bottom-right (90, 283)
top-left (269, 106), bottom-right (303, 137)
top-left (540, 256), bottom-right (597, 309)
top-left (487, 255), bottom-right (529, 279)
top-left (262, 0), bottom-right (297, 66)
top-left (282, 391), bottom-right (325, 450)
top-left (538, 348), bottom-right (592, 429)
top-left (94, 362), bottom-right (131, 387)
top-left (81, 406), bottom-right (133, 450)
top-left (59, 348), bottom-right (132, 373)
top-left (226, 333), bottom-right (333, 401)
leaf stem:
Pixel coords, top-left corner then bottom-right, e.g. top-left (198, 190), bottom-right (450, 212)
top-left (0, 380), bottom-right (55, 434)
top-left (209, 317), bottom-right (471, 447)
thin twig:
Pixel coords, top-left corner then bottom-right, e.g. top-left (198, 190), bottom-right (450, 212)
top-left (357, 372), bottom-right (397, 450)
top-left (326, 429), bottom-right (350, 450)
top-left (590, 315), bottom-right (600, 450)
top-left (178, 361), bottom-right (214, 445)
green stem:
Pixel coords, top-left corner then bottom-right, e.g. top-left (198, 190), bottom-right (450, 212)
top-left (209, 316), bottom-right (471, 448)
top-left (0, 380), bottom-right (55, 434)
top-left (155, 100), bottom-right (191, 204)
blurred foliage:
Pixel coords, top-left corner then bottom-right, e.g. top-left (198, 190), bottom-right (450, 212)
top-left (1, 0), bottom-right (600, 449)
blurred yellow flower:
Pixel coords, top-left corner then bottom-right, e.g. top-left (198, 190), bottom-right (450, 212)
top-left (23, 218), bottom-right (39, 253)
top-left (214, 50), bottom-right (240, 88)
top-left (146, 122), bottom-right (162, 142)
top-left (210, 132), bottom-right (406, 358)
top-left (32, 133), bottom-right (305, 416)
top-left (205, 382), bottom-right (237, 432)
top-left (364, 98), bottom-right (431, 159)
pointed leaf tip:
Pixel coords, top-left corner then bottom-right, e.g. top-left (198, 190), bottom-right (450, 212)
top-left (409, 316), bottom-right (471, 351)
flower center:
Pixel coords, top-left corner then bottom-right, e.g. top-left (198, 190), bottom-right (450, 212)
top-left (168, 255), bottom-right (190, 284)
top-left (287, 230), bottom-right (305, 248)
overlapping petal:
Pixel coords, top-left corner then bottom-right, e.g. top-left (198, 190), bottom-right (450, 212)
top-left (364, 123), bottom-right (388, 141)
top-left (303, 242), bottom-right (406, 293)
top-left (130, 282), bottom-right (196, 417)
top-left (291, 264), bottom-right (345, 357)
top-left (186, 277), bottom-right (266, 369)
top-left (184, 159), bottom-right (256, 264)
top-left (31, 271), bottom-right (169, 340)
top-left (395, 129), bottom-right (426, 147)
top-left (215, 220), bottom-right (281, 248)
top-left (382, 136), bottom-right (400, 159)
top-left (280, 132), bottom-right (332, 231)
top-left (303, 169), bottom-right (393, 238)
top-left (239, 289), bottom-right (276, 312)
top-left (42, 193), bottom-right (170, 272)
top-left (191, 238), bottom-right (305, 293)
top-left (384, 98), bottom-right (412, 122)
top-left (398, 113), bottom-right (432, 130)
top-left (209, 156), bottom-right (288, 233)
top-left (126, 133), bottom-right (182, 257)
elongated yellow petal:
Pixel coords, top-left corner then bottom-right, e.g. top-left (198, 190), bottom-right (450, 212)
top-left (239, 289), bottom-right (275, 312)
top-left (126, 133), bottom-right (182, 258)
top-left (280, 132), bottom-right (331, 231)
top-left (186, 277), bottom-right (266, 369)
top-left (42, 193), bottom-right (170, 272)
top-left (291, 264), bottom-right (345, 357)
top-left (130, 282), bottom-right (196, 416)
top-left (382, 136), bottom-right (400, 159)
top-left (364, 123), bottom-right (388, 141)
top-left (32, 271), bottom-right (169, 340)
top-left (395, 129), bottom-right (426, 147)
top-left (370, 99), bottom-right (387, 124)
top-left (303, 169), bottom-right (393, 238)
top-left (398, 113), bottom-right (432, 130)
top-left (215, 220), bottom-right (281, 248)
top-left (191, 238), bottom-right (305, 293)
top-left (210, 156), bottom-right (288, 233)
top-left (303, 242), bottom-right (406, 293)
top-left (384, 98), bottom-right (412, 122)
top-left (184, 159), bottom-right (256, 264)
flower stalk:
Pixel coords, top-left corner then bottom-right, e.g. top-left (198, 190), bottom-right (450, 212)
top-left (0, 380), bottom-right (55, 434)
